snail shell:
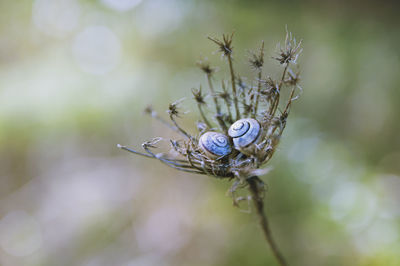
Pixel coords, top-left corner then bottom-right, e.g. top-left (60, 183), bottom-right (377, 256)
top-left (228, 118), bottom-right (264, 156)
top-left (199, 132), bottom-right (232, 159)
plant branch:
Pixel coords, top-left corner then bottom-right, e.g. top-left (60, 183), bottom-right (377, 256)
top-left (252, 40), bottom-right (265, 118)
top-left (207, 74), bottom-right (228, 132)
top-left (253, 71), bottom-right (262, 118)
top-left (197, 102), bottom-right (212, 128)
top-left (271, 62), bottom-right (289, 117)
top-left (247, 176), bottom-right (288, 266)
top-left (227, 55), bottom-right (241, 120)
top-left (169, 114), bottom-right (192, 140)
top-left (206, 74), bottom-right (221, 114)
top-left (221, 80), bottom-right (233, 123)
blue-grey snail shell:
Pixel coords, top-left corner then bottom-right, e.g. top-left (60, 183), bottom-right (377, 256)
top-left (228, 118), bottom-right (264, 155)
top-left (199, 132), bottom-right (232, 159)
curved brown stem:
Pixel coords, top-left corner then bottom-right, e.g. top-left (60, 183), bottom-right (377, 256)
top-left (247, 176), bottom-right (288, 266)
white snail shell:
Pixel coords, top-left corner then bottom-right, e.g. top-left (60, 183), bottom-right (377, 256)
top-left (199, 132), bottom-right (232, 159)
top-left (228, 118), bottom-right (263, 156)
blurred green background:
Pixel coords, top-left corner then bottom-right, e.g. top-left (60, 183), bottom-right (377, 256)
top-left (0, 0), bottom-right (399, 265)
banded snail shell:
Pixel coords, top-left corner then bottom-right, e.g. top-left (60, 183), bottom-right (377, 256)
top-left (199, 132), bottom-right (232, 159)
top-left (228, 118), bottom-right (263, 155)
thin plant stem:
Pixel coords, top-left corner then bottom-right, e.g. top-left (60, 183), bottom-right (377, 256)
top-left (242, 97), bottom-right (249, 117)
top-left (118, 145), bottom-right (203, 170)
top-left (282, 84), bottom-right (298, 116)
top-left (252, 41), bottom-right (265, 118)
top-left (253, 71), bottom-right (262, 118)
top-left (272, 62), bottom-right (289, 117)
top-left (227, 55), bottom-right (240, 120)
top-left (197, 102), bottom-right (212, 128)
top-left (278, 62), bottom-right (290, 92)
top-left (221, 80), bottom-right (233, 123)
top-left (147, 110), bottom-right (187, 137)
top-left (117, 144), bottom-right (153, 158)
top-left (169, 114), bottom-right (192, 140)
top-left (216, 114), bottom-right (228, 133)
top-left (247, 176), bottom-right (288, 266)
top-left (206, 74), bottom-right (221, 114)
top-left (207, 74), bottom-right (228, 132)
top-left (143, 145), bottom-right (205, 174)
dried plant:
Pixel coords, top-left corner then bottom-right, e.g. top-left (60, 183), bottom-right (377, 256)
top-left (119, 29), bottom-right (302, 266)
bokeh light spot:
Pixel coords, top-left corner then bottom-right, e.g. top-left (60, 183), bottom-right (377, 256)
top-left (135, 205), bottom-right (190, 254)
top-left (134, 0), bottom-right (189, 38)
top-left (0, 211), bottom-right (42, 257)
top-left (72, 26), bottom-right (122, 75)
top-left (32, 0), bottom-right (80, 37)
top-left (101, 0), bottom-right (143, 12)
top-left (330, 182), bottom-right (377, 232)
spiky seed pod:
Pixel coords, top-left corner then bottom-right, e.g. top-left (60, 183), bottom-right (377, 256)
top-left (199, 132), bottom-right (232, 160)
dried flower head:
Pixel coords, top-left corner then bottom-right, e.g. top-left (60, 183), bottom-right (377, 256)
top-left (274, 27), bottom-right (302, 65)
top-left (249, 40), bottom-right (265, 70)
top-left (197, 59), bottom-right (215, 75)
top-left (208, 32), bottom-right (234, 56)
top-left (119, 29), bottom-right (303, 202)
top-left (192, 87), bottom-right (206, 105)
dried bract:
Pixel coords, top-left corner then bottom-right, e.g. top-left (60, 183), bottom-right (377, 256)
top-left (208, 32), bottom-right (234, 56)
top-left (249, 40), bottom-right (265, 70)
top-left (274, 28), bottom-right (302, 65)
top-left (197, 59), bottom-right (215, 75)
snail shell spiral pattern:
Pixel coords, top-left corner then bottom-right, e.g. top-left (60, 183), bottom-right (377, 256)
top-left (228, 118), bottom-right (263, 155)
top-left (199, 132), bottom-right (232, 159)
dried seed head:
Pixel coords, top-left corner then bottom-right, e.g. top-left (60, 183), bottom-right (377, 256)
top-left (168, 99), bottom-right (185, 118)
top-left (168, 104), bottom-right (179, 117)
top-left (208, 32), bottom-right (234, 56)
top-left (197, 59), bottom-right (215, 75)
top-left (192, 87), bottom-right (206, 105)
top-left (143, 137), bottom-right (162, 149)
top-left (274, 28), bottom-right (302, 65)
top-left (120, 30), bottom-right (303, 199)
top-left (249, 41), bottom-right (265, 70)
top-left (144, 105), bottom-right (153, 115)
